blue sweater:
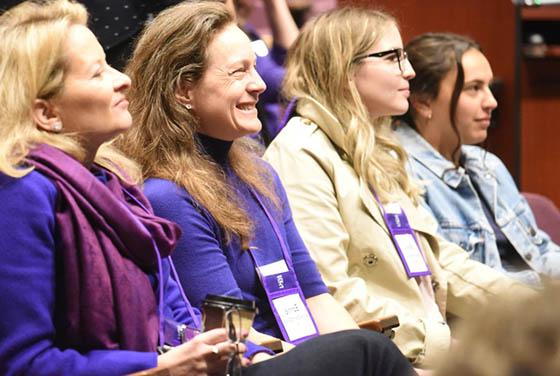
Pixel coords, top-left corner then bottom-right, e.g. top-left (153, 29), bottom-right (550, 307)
top-left (0, 170), bottom-right (199, 376)
top-left (145, 137), bottom-right (327, 340)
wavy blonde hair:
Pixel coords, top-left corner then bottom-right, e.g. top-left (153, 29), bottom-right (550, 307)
top-left (283, 7), bottom-right (421, 204)
top-left (0, 0), bottom-right (139, 180)
top-left (118, 1), bottom-right (277, 247)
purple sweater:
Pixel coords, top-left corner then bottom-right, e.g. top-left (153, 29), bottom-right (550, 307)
top-left (144, 136), bottom-right (327, 340)
top-left (0, 169), bottom-right (198, 376)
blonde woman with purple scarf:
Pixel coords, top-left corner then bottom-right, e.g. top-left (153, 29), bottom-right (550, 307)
top-left (0, 1), bottom-right (244, 374)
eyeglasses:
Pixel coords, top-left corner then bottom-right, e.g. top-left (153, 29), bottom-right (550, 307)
top-left (354, 48), bottom-right (408, 74)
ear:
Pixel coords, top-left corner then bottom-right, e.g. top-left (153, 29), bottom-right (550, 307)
top-left (410, 95), bottom-right (432, 120)
top-left (175, 80), bottom-right (195, 110)
top-left (31, 99), bottom-right (61, 132)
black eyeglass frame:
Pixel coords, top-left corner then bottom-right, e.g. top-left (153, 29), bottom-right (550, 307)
top-left (354, 48), bottom-right (408, 73)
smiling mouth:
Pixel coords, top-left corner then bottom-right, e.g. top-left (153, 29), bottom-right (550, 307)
top-left (237, 104), bottom-right (257, 111)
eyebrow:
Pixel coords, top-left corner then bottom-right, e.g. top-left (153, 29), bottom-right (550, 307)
top-left (464, 78), bottom-right (492, 85)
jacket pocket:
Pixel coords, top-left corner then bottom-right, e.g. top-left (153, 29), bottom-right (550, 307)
top-left (511, 201), bottom-right (544, 246)
top-left (438, 223), bottom-right (485, 261)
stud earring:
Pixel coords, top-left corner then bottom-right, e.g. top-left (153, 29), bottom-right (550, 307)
top-left (427, 112), bottom-right (432, 120)
top-left (52, 121), bottom-right (63, 132)
top-left (185, 104), bottom-right (192, 110)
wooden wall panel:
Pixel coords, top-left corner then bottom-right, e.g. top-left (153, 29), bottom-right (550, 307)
top-left (338, 0), bottom-right (519, 178)
top-left (520, 59), bottom-right (560, 205)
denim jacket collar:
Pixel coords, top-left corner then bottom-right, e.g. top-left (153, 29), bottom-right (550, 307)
top-left (396, 123), bottom-right (497, 189)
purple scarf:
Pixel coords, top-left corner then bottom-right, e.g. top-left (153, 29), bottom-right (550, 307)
top-left (27, 144), bottom-right (181, 352)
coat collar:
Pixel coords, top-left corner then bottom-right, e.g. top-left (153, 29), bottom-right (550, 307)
top-left (296, 97), bottom-right (349, 154)
top-left (297, 100), bottom-right (438, 236)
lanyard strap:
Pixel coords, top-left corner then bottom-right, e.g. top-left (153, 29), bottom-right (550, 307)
top-left (122, 189), bottom-right (202, 343)
top-left (278, 97), bottom-right (297, 130)
top-left (370, 188), bottom-right (431, 278)
top-left (247, 187), bottom-right (319, 344)
top-left (247, 187), bottom-right (293, 265)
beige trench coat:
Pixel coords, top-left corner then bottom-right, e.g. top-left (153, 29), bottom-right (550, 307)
top-left (264, 97), bottom-right (533, 367)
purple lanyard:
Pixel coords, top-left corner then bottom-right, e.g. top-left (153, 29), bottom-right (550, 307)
top-left (122, 189), bottom-right (201, 347)
top-left (371, 189), bottom-right (431, 278)
top-left (278, 97), bottom-right (297, 130)
top-left (247, 187), bottom-right (319, 344)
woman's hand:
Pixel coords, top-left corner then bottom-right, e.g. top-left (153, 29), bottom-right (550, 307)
top-left (157, 328), bottom-right (247, 376)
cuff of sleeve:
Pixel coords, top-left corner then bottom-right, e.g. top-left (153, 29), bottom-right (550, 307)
top-left (244, 341), bottom-right (275, 359)
top-left (417, 319), bottom-right (451, 368)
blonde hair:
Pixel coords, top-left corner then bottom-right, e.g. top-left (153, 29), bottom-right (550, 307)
top-left (0, 0), bottom-right (139, 181)
top-left (283, 7), bottom-right (421, 203)
top-left (119, 1), bottom-right (278, 247)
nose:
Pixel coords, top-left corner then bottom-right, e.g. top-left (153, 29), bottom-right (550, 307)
top-left (484, 88), bottom-right (498, 112)
top-left (402, 58), bottom-right (415, 80)
top-left (248, 68), bottom-right (267, 97)
top-left (109, 66), bottom-right (131, 91)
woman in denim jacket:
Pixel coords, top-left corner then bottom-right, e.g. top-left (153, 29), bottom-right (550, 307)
top-left (394, 32), bottom-right (560, 286)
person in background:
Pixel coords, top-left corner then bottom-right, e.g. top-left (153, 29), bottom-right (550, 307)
top-left (264, 7), bottom-right (534, 370)
top-left (118, 2), bottom-right (416, 375)
top-left (219, 0), bottom-right (298, 145)
top-left (394, 32), bottom-right (560, 287)
top-left (435, 284), bottom-right (560, 376)
top-left (0, 1), bottom-right (242, 375)
top-left (0, 0), bottom-right (183, 71)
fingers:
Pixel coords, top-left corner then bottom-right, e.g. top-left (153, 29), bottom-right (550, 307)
top-left (195, 328), bottom-right (228, 345)
top-left (204, 340), bottom-right (248, 365)
top-left (205, 341), bottom-right (238, 357)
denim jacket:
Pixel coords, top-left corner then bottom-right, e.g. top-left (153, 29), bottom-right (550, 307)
top-left (396, 124), bottom-right (560, 286)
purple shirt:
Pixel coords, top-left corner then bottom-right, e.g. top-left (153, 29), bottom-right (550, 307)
top-left (0, 170), bottom-right (197, 376)
top-left (144, 138), bottom-right (327, 340)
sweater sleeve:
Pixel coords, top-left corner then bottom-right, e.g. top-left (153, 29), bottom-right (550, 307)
top-left (144, 178), bottom-right (246, 308)
top-left (0, 172), bottom-right (156, 376)
top-left (161, 257), bottom-right (203, 329)
top-left (144, 179), bottom-right (273, 357)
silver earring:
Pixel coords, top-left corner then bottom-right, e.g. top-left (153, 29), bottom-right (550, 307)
top-left (52, 121), bottom-right (63, 132)
top-left (185, 104), bottom-right (192, 110)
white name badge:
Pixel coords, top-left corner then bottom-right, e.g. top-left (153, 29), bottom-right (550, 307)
top-left (258, 259), bottom-right (289, 277)
top-left (384, 202), bottom-right (403, 215)
top-left (394, 233), bottom-right (430, 275)
top-left (272, 293), bottom-right (317, 342)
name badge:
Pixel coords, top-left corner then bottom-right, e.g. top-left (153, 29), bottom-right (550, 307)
top-left (394, 233), bottom-right (430, 276)
top-left (379, 201), bottom-right (431, 278)
top-left (248, 186), bottom-right (320, 345)
top-left (257, 259), bottom-right (319, 343)
top-left (272, 293), bottom-right (317, 342)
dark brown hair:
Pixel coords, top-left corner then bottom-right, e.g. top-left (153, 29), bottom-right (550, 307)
top-left (399, 32), bottom-right (480, 166)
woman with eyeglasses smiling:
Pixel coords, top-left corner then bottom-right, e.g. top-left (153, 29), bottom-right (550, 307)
top-left (264, 6), bottom-right (534, 371)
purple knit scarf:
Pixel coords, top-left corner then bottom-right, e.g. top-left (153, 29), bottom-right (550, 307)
top-left (27, 144), bottom-right (181, 352)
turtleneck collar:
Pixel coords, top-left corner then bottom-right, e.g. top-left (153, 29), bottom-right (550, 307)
top-left (196, 133), bottom-right (233, 166)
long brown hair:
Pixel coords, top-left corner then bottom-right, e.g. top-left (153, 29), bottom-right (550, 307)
top-left (119, 1), bottom-right (278, 247)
